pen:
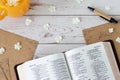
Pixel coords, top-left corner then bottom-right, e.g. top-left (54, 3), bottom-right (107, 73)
top-left (88, 6), bottom-right (118, 23)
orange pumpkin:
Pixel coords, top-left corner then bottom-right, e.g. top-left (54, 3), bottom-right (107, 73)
top-left (0, 0), bottom-right (30, 20)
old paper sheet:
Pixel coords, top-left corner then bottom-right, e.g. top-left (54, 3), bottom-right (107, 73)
top-left (0, 29), bottom-right (38, 80)
top-left (83, 20), bottom-right (120, 62)
top-left (0, 58), bottom-right (11, 80)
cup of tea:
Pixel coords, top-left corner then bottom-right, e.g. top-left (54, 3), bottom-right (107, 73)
top-left (0, 0), bottom-right (30, 20)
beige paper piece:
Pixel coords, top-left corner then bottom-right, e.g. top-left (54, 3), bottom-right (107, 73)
top-left (0, 29), bottom-right (38, 80)
top-left (0, 58), bottom-right (11, 80)
top-left (83, 20), bottom-right (120, 62)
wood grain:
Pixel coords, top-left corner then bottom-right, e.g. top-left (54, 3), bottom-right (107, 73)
top-left (34, 44), bottom-right (85, 58)
top-left (0, 16), bottom-right (119, 43)
top-left (28, 0), bottom-right (120, 15)
top-left (0, 0), bottom-right (120, 56)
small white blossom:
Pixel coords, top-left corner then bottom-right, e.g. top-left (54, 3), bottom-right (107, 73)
top-left (75, 0), bottom-right (84, 4)
top-left (14, 42), bottom-right (22, 51)
top-left (109, 28), bottom-right (114, 33)
top-left (105, 6), bottom-right (111, 11)
top-left (0, 47), bottom-right (5, 54)
top-left (49, 6), bottom-right (56, 13)
top-left (116, 37), bottom-right (120, 43)
top-left (43, 23), bottom-right (50, 31)
top-left (25, 18), bottom-right (33, 26)
top-left (55, 36), bottom-right (63, 43)
top-left (72, 17), bottom-right (81, 25)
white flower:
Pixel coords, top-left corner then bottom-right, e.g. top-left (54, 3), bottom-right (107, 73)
top-left (14, 42), bottom-right (22, 51)
top-left (75, 0), bottom-right (84, 4)
top-left (105, 6), bottom-right (111, 11)
top-left (72, 17), bottom-right (81, 25)
top-left (25, 18), bottom-right (33, 26)
top-left (49, 6), bottom-right (56, 13)
top-left (0, 47), bottom-right (5, 54)
top-left (43, 23), bottom-right (50, 31)
top-left (55, 36), bottom-right (63, 43)
top-left (116, 37), bottom-right (120, 43)
top-left (109, 28), bottom-right (114, 33)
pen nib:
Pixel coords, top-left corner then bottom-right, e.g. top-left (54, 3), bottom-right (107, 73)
top-left (88, 6), bottom-right (94, 11)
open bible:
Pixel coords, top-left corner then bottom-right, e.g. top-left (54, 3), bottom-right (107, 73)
top-left (16, 42), bottom-right (120, 80)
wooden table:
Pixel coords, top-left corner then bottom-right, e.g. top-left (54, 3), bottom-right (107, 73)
top-left (0, 0), bottom-right (120, 58)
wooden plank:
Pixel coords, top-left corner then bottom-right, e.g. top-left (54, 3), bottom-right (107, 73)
top-left (28, 0), bottom-right (120, 15)
top-left (34, 44), bottom-right (85, 58)
top-left (0, 16), bottom-right (119, 43)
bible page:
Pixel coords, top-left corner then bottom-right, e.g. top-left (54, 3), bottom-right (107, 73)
top-left (65, 42), bottom-right (115, 80)
top-left (17, 53), bottom-right (71, 80)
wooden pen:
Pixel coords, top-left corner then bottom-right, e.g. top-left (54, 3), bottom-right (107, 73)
top-left (88, 6), bottom-right (118, 23)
